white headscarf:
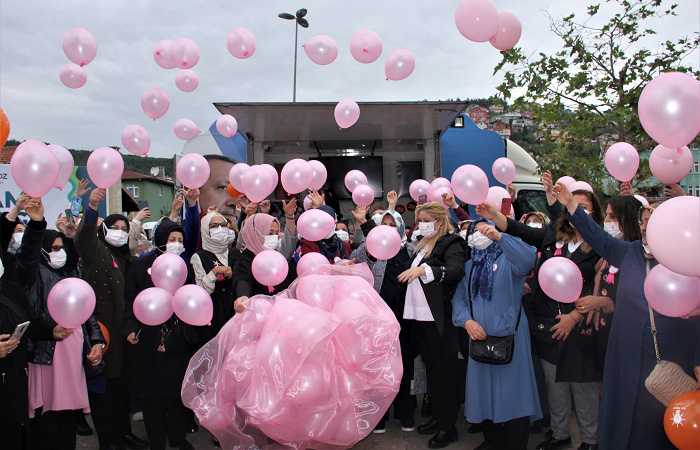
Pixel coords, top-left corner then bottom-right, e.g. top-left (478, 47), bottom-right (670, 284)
top-left (200, 212), bottom-right (230, 255)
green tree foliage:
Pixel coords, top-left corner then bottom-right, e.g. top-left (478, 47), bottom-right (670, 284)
top-left (493, 0), bottom-right (699, 193)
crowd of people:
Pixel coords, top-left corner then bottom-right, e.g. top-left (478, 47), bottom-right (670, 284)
top-left (0, 166), bottom-right (698, 450)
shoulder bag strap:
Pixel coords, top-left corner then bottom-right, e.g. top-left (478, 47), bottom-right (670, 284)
top-left (646, 260), bottom-right (661, 363)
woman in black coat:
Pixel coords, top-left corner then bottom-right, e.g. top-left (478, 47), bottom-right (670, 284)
top-left (123, 219), bottom-right (198, 450)
top-left (397, 201), bottom-right (468, 449)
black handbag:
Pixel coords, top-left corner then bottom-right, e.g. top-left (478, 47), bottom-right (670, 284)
top-left (467, 266), bottom-right (521, 365)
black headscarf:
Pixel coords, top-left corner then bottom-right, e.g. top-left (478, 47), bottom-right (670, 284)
top-left (97, 214), bottom-right (132, 276)
top-left (153, 219), bottom-right (185, 255)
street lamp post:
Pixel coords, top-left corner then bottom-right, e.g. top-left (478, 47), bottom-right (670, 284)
top-left (278, 9), bottom-right (309, 102)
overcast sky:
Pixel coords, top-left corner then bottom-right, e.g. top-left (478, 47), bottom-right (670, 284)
top-left (1, 0), bottom-right (697, 158)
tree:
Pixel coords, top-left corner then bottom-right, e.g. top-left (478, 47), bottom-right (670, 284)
top-left (493, 0), bottom-right (699, 193)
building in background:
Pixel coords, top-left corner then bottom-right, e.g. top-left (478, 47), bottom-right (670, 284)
top-left (122, 170), bottom-right (175, 220)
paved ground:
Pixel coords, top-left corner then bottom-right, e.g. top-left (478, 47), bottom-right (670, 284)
top-left (77, 406), bottom-right (583, 450)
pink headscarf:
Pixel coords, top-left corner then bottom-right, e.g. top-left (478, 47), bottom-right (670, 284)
top-left (240, 213), bottom-right (278, 255)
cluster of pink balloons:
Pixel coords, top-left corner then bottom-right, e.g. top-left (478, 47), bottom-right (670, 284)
top-left (227, 28), bottom-right (257, 59)
top-left (451, 164), bottom-right (489, 205)
top-left (227, 162), bottom-right (283, 203)
top-left (174, 118), bottom-right (201, 140)
top-left (604, 143), bottom-right (640, 182)
top-left (10, 141), bottom-right (59, 197)
top-left (252, 250), bottom-right (290, 286)
top-left (334, 100), bottom-right (360, 129)
top-left (297, 209), bottom-right (336, 242)
top-left (153, 38), bottom-right (200, 70)
top-left (344, 170), bottom-right (368, 194)
top-left (47, 278), bottom-right (96, 328)
top-left (455, 0), bottom-right (522, 51)
top-left (87, 147), bottom-right (124, 189)
top-left (538, 257), bottom-right (583, 303)
top-left (60, 28), bottom-right (96, 89)
top-left (121, 125), bottom-right (150, 156)
top-left (279, 159), bottom-right (327, 195)
top-left (492, 157), bottom-right (516, 185)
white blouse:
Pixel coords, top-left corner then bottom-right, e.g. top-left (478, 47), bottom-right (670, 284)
top-left (403, 249), bottom-right (436, 322)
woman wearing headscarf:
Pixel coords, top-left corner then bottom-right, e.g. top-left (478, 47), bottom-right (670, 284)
top-left (398, 201), bottom-right (468, 449)
top-left (479, 186), bottom-right (604, 450)
top-left (1, 193), bottom-right (31, 281)
top-left (191, 212), bottom-right (239, 340)
top-left (553, 183), bottom-right (700, 450)
top-left (14, 197), bottom-right (105, 450)
top-left (452, 220), bottom-right (541, 450)
top-left (75, 188), bottom-right (148, 450)
top-left (350, 205), bottom-right (417, 434)
top-left (122, 219), bottom-right (198, 450)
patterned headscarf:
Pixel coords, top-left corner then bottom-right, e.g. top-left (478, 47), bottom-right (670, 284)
top-left (519, 211), bottom-right (550, 225)
top-left (380, 210), bottom-right (406, 243)
top-left (468, 219), bottom-right (503, 302)
top-left (638, 204), bottom-right (658, 225)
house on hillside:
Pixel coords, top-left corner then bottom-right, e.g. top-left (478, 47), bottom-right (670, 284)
top-left (489, 104), bottom-right (505, 114)
top-left (122, 170), bottom-right (175, 220)
top-left (467, 105), bottom-right (489, 126)
top-left (487, 120), bottom-right (511, 138)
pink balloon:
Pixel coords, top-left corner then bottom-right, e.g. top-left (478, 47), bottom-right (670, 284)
top-left (87, 147), bottom-right (124, 189)
top-left (252, 250), bottom-right (289, 286)
top-left (308, 160), bottom-right (327, 190)
top-left (261, 164), bottom-right (279, 189)
top-left (385, 49), bottom-right (415, 81)
top-left (366, 225), bottom-right (402, 260)
top-left (344, 170), bottom-right (368, 193)
top-left (121, 125), bottom-right (150, 156)
top-left (450, 164), bottom-right (489, 204)
top-left (646, 196), bottom-right (700, 277)
top-left (556, 176), bottom-right (576, 188)
top-left (297, 252), bottom-right (331, 276)
top-left (428, 186), bottom-right (454, 209)
top-left (644, 264), bottom-right (700, 317)
top-left (62, 28), bottom-right (97, 66)
top-left (484, 186), bottom-right (510, 209)
top-left (281, 159), bottom-right (313, 194)
top-left (285, 361), bottom-right (331, 406)
top-left (216, 114), bottom-right (238, 137)
top-left (177, 153), bottom-right (210, 189)
top-left (227, 28), bottom-right (256, 59)
top-left (489, 11), bottom-right (522, 51)
top-left (569, 181), bottom-right (594, 193)
top-left (634, 195), bottom-right (649, 206)
top-left (349, 30), bottom-right (382, 64)
top-left (242, 165), bottom-right (274, 203)
top-left (352, 184), bottom-right (375, 206)
top-left (10, 140), bottom-right (59, 197)
top-left (455, 0), bottom-right (499, 43)
top-left (175, 69), bottom-right (199, 92)
top-left (334, 100), bottom-right (361, 129)
top-left (228, 163), bottom-right (250, 192)
top-left (141, 87), bottom-right (170, 120)
top-left (303, 35), bottom-right (338, 65)
top-left (47, 144), bottom-right (74, 190)
top-left (174, 118), bottom-right (201, 140)
top-left (638, 72), bottom-right (700, 149)
top-left (431, 177), bottom-right (452, 190)
top-left (297, 209), bottom-right (336, 241)
top-left (649, 145), bottom-right (693, 184)
top-left (173, 285), bottom-right (213, 326)
top-left (59, 63), bottom-right (87, 89)
top-left (653, 144), bottom-right (689, 159)
top-left (47, 278), bottom-right (96, 328)
top-left (409, 179), bottom-right (431, 202)
top-left (492, 157), bottom-right (516, 185)
top-left (170, 37), bottom-right (200, 69)
top-left (151, 253), bottom-right (188, 294)
top-left (605, 142), bottom-right (640, 182)
top-left (538, 257), bottom-right (583, 303)
top-left (133, 287), bottom-right (173, 326)
top-left (153, 39), bottom-right (176, 69)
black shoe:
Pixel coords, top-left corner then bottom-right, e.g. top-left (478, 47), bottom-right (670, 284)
top-left (530, 418), bottom-right (545, 434)
top-left (428, 429), bottom-right (459, 449)
top-left (421, 394), bottom-right (433, 417)
top-left (401, 417), bottom-right (416, 432)
top-left (536, 436), bottom-right (572, 450)
top-left (578, 444), bottom-right (598, 450)
top-left (417, 418), bottom-right (439, 435)
top-left (473, 442), bottom-right (490, 450)
top-left (372, 422), bottom-right (386, 434)
top-left (546, 429), bottom-right (553, 438)
top-left (468, 423), bottom-right (483, 434)
top-left (76, 413), bottom-right (93, 436)
top-left (120, 433), bottom-right (149, 450)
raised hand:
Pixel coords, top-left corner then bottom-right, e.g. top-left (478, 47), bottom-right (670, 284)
top-left (552, 182), bottom-right (575, 210)
top-left (387, 190), bottom-right (398, 209)
top-left (134, 208), bottom-right (151, 222)
top-left (89, 188), bottom-right (106, 210)
top-left (183, 188), bottom-right (200, 207)
top-left (542, 171), bottom-right (553, 194)
top-left (24, 198), bottom-right (44, 222)
top-left (244, 202), bottom-right (258, 217)
top-left (619, 182), bottom-right (634, 196)
top-left (663, 184), bottom-right (686, 198)
top-left (76, 178), bottom-right (91, 197)
top-left (259, 200), bottom-right (271, 214)
top-left (56, 213), bottom-right (77, 238)
top-left (310, 190), bottom-right (324, 208)
top-left (442, 192), bottom-right (458, 209)
top-left (282, 198), bottom-right (297, 217)
top-left (352, 204), bottom-right (369, 224)
top-left (475, 203), bottom-right (497, 220)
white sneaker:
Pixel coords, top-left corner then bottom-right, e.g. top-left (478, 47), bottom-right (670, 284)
top-left (372, 425), bottom-right (386, 434)
top-left (401, 425), bottom-right (416, 432)
top-left (132, 412), bottom-right (144, 422)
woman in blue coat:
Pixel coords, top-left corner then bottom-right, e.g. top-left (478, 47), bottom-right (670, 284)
top-left (452, 220), bottom-right (541, 450)
top-left (553, 182), bottom-right (700, 450)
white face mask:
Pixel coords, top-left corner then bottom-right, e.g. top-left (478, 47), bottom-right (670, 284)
top-left (418, 221), bottom-right (438, 238)
top-left (227, 229), bottom-right (236, 245)
top-left (209, 226), bottom-right (229, 244)
top-left (371, 214), bottom-right (382, 225)
top-left (105, 227), bottom-right (128, 247)
top-left (165, 242), bottom-right (185, 255)
top-left (459, 230), bottom-right (468, 240)
top-left (527, 222), bottom-right (543, 229)
top-left (8, 232), bottom-right (23, 254)
top-left (604, 221), bottom-right (623, 239)
top-left (263, 234), bottom-right (280, 251)
top-left (467, 231), bottom-right (493, 250)
top-left (411, 229), bottom-right (422, 244)
top-left (335, 230), bottom-right (350, 242)
top-left (47, 249), bottom-right (67, 269)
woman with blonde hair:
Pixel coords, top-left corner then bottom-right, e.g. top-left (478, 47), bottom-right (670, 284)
top-left (398, 202), bottom-right (468, 449)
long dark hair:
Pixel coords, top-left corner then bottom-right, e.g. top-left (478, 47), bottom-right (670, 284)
top-left (606, 196), bottom-right (643, 242)
top-left (555, 189), bottom-right (604, 253)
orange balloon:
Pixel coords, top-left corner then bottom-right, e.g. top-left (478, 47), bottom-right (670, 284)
top-left (0, 107), bottom-right (10, 149)
top-left (664, 391), bottom-right (700, 450)
top-left (97, 321), bottom-right (110, 354)
top-left (226, 183), bottom-right (242, 198)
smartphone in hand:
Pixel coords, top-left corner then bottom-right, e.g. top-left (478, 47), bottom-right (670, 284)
top-left (418, 195), bottom-right (428, 205)
top-left (138, 201), bottom-right (150, 210)
top-left (500, 198), bottom-right (512, 216)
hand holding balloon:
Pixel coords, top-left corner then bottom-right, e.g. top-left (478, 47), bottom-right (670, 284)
top-left (24, 198), bottom-right (44, 222)
top-left (552, 182), bottom-right (576, 214)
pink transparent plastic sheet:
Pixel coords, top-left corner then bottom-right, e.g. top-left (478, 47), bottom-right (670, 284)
top-left (181, 263), bottom-right (402, 449)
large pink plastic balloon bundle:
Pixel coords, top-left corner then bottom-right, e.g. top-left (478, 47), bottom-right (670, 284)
top-left (182, 263), bottom-right (402, 449)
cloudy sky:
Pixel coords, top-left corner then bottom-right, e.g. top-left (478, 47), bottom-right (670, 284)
top-left (1, 0), bottom-right (697, 158)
